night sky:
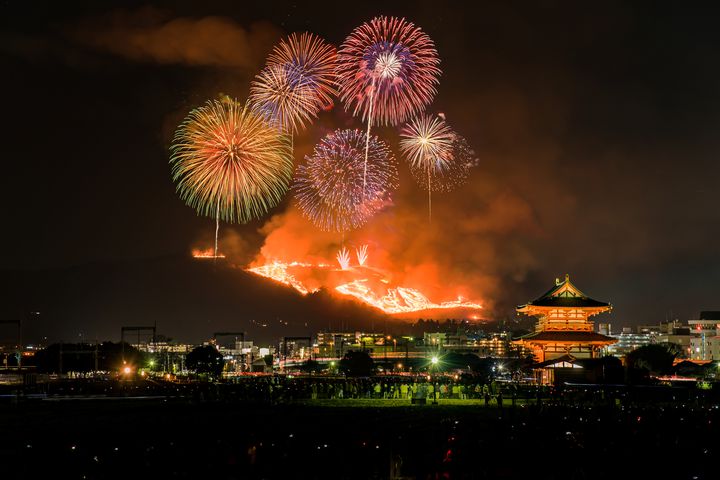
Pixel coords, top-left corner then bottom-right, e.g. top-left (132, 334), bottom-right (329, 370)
top-left (2, 1), bottom-right (720, 342)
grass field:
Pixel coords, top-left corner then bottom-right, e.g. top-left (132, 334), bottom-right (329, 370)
top-left (292, 398), bottom-right (527, 407)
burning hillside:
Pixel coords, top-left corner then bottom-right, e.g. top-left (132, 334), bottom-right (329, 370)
top-left (244, 248), bottom-right (483, 316)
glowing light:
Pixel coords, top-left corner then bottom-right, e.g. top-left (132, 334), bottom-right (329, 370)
top-left (294, 129), bottom-right (398, 232)
top-left (431, 356), bottom-right (439, 365)
top-left (123, 366), bottom-right (132, 375)
top-left (356, 244), bottom-right (368, 266)
top-left (336, 247), bottom-right (351, 270)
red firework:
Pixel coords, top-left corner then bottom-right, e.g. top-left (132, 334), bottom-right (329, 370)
top-left (337, 16), bottom-right (441, 126)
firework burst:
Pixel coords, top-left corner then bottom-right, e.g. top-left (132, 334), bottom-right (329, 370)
top-left (249, 64), bottom-right (318, 134)
top-left (170, 98), bottom-right (293, 255)
top-left (337, 16), bottom-right (441, 126)
top-left (294, 129), bottom-right (398, 233)
top-left (399, 114), bottom-right (456, 221)
top-left (409, 134), bottom-right (478, 193)
top-left (267, 32), bottom-right (337, 112)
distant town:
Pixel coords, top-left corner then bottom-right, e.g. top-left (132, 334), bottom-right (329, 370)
top-left (2, 276), bottom-right (718, 388)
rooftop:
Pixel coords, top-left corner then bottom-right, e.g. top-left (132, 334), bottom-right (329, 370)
top-left (517, 274), bottom-right (611, 311)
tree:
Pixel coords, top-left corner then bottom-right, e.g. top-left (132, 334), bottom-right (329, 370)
top-left (299, 359), bottom-right (322, 374)
top-left (626, 344), bottom-right (677, 376)
top-left (186, 345), bottom-right (224, 379)
top-left (338, 350), bottom-right (375, 377)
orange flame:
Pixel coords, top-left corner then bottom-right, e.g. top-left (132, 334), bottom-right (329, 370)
top-left (192, 248), bottom-right (226, 259)
top-left (247, 260), bottom-right (482, 315)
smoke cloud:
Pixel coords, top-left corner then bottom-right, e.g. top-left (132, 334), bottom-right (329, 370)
top-left (69, 7), bottom-right (282, 69)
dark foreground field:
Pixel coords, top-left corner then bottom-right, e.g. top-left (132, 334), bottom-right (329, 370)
top-left (1, 397), bottom-right (717, 479)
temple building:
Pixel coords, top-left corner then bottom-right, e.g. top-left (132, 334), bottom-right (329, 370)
top-left (514, 274), bottom-right (616, 365)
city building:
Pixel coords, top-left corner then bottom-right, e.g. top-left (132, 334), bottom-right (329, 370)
top-left (514, 274), bottom-right (617, 363)
top-left (278, 336), bottom-right (313, 362)
top-left (689, 311), bottom-right (720, 360)
top-left (316, 331), bottom-right (362, 357)
top-left (606, 327), bottom-right (655, 357)
top-left (217, 341), bottom-right (274, 373)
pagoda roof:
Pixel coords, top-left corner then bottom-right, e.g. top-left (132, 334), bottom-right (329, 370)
top-left (515, 330), bottom-right (617, 344)
top-left (517, 274), bottom-right (611, 310)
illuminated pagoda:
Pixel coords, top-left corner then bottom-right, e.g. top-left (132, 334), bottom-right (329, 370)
top-left (514, 274), bottom-right (616, 364)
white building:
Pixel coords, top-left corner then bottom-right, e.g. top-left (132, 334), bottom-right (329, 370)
top-left (687, 311), bottom-right (720, 360)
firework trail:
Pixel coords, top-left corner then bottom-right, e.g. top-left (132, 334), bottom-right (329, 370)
top-left (399, 114), bottom-right (455, 222)
top-left (294, 129), bottom-right (398, 233)
top-left (336, 247), bottom-right (351, 270)
top-left (337, 16), bottom-right (440, 194)
top-left (170, 98), bottom-right (293, 258)
top-left (356, 244), bottom-right (368, 266)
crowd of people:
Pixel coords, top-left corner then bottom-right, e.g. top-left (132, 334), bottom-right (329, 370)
top-left (4, 372), bottom-right (719, 410)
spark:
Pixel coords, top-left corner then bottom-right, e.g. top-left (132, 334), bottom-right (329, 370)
top-left (356, 245), bottom-right (368, 266)
top-left (337, 247), bottom-right (351, 270)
